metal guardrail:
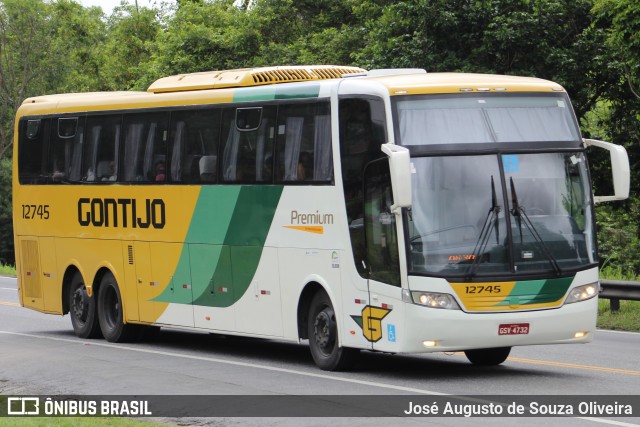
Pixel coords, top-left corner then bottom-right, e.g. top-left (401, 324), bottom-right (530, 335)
top-left (599, 280), bottom-right (640, 311)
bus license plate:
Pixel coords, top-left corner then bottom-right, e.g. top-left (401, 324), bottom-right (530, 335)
top-left (498, 323), bottom-right (529, 335)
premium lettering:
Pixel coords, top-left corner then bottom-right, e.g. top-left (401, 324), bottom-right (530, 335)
top-left (290, 210), bottom-right (334, 225)
top-left (78, 198), bottom-right (165, 229)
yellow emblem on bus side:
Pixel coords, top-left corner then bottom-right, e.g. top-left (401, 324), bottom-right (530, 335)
top-left (351, 305), bottom-right (391, 342)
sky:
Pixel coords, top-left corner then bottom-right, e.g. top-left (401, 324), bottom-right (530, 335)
top-left (77, 0), bottom-right (165, 16)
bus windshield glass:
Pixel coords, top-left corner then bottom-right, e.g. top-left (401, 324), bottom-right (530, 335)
top-left (395, 94), bottom-right (580, 146)
top-left (406, 153), bottom-right (596, 278)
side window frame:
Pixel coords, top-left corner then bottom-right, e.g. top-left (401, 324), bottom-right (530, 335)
top-left (338, 96), bottom-right (389, 277)
top-left (82, 114), bottom-right (122, 183)
top-left (220, 105), bottom-right (276, 184)
top-left (274, 100), bottom-right (333, 185)
top-left (49, 116), bottom-right (84, 183)
top-left (121, 112), bottom-right (169, 183)
top-left (18, 117), bottom-right (50, 184)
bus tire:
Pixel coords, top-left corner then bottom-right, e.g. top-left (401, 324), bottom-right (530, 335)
top-left (68, 271), bottom-right (101, 339)
top-left (307, 291), bottom-right (358, 371)
top-left (464, 347), bottom-right (511, 366)
top-left (97, 272), bottom-right (138, 342)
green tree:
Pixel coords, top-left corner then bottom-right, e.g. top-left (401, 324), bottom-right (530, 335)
top-left (0, 0), bottom-right (55, 160)
top-left (150, 0), bottom-right (260, 78)
top-left (101, 3), bottom-right (161, 90)
top-left (354, 0), bottom-right (604, 114)
top-left (0, 158), bottom-right (12, 265)
top-left (48, 0), bottom-right (107, 92)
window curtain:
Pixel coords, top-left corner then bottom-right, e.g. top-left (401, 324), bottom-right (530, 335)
top-left (399, 109), bottom-right (491, 145)
top-left (313, 115), bottom-right (332, 181)
top-left (123, 123), bottom-right (145, 181)
top-left (68, 133), bottom-right (83, 181)
top-left (143, 123), bottom-right (157, 180)
top-left (283, 117), bottom-right (304, 181)
top-left (171, 121), bottom-right (185, 181)
top-left (222, 121), bottom-right (241, 181)
top-left (255, 119), bottom-right (269, 181)
top-left (85, 125), bottom-right (102, 181)
top-left (486, 108), bottom-right (575, 142)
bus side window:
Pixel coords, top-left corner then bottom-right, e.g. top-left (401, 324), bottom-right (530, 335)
top-left (83, 115), bottom-right (122, 182)
top-left (221, 106), bottom-right (275, 183)
top-left (339, 97), bottom-right (387, 277)
top-left (168, 108), bottom-right (221, 184)
top-left (275, 101), bottom-right (332, 183)
top-left (18, 119), bottom-right (50, 184)
top-left (121, 113), bottom-right (168, 183)
top-left (49, 117), bottom-right (83, 182)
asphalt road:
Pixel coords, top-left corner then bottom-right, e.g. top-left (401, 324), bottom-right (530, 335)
top-left (1, 275), bottom-right (639, 426)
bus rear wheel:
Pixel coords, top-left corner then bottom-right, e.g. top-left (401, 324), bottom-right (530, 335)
top-left (307, 291), bottom-right (358, 371)
top-left (97, 272), bottom-right (138, 342)
top-left (464, 347), bottom-right (511, 366)
top-left (68, 272), bottom-right (101, 339)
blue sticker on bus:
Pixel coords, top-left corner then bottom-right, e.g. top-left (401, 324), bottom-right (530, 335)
top-left (502, 155), bottom-right (520, 173)
top-left (387, 324), bottom-right (396, 342)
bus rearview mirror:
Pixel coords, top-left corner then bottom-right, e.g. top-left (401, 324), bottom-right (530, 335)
top-left (381, 143), bottom-right (412, 212)
top-left (583, 138), bottom-right (630, 203)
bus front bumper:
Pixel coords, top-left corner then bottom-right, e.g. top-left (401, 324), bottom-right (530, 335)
top-left (397, 296), bottom-right (597, 353)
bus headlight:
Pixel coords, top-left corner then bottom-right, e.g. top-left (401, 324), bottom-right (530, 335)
top-left (410, 291), bottom-right (461, 310)
top-left (565, 283), bottom-right (599, 304)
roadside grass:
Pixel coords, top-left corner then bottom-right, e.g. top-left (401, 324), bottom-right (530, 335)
top-left (2, 418), bottom-right (168, 426)
top-left (598, 266), bottom-right (640, 332)
top-left (598, 299), bottom-right (640, 332)
top-left (0, 262), bottom-right (16, 276)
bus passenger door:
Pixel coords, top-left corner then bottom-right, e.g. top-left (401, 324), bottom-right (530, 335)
top-left (364, 159), bottom-right (404, 352)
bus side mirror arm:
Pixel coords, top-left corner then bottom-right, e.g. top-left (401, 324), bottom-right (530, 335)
top-left (583, 138), bottom-right (630, 203)
top-left (381, 143), bottom-right (412, 213)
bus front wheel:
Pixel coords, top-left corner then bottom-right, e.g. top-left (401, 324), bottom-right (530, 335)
top-left (68, 272), bottom-right (101, 339)
top-left (97, 272), bottom-right (138, 342)
top-left (464, 347), bottom-right (511, 366)
top-left (307, 291), bottom-right (358, 371)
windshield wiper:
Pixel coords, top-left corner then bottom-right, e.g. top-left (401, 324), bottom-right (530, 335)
top-left (465, 176), bottom-right (501, 279)
top-left (509, 177), bottom-right (562, 276)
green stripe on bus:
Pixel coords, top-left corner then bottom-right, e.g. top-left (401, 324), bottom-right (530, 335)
top-left (495, 276), bottom-right (574, 306)
top-left (154, 186), bottom-right (284, 307)
top-left (233, 84), bottom-right (320, 102)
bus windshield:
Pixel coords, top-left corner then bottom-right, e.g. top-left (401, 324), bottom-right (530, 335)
top-left (406, 153), bottom-right (596, 278)
top-left (395, 94), bottom-right (580, 146)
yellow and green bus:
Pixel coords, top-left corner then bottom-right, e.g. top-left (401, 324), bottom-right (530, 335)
top-left (13, 66), bottom-right (629, 370)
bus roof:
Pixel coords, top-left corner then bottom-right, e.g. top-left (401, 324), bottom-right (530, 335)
top-left (147, 65), bottom-right (366, 93)
top-left (17, 67), bottom-right (566, 117)
top-left (366, 71), bottom-right (566, 95)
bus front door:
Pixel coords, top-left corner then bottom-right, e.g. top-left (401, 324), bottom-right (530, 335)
top-left (364, 159), bottom-right (404, 352)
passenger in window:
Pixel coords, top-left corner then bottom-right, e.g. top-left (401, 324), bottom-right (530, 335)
top-left (103, 161), bottom-right (116, 181)
top-left (297, 152), bottom-right (312, 181)
top-left (155, 161), bottom-right (166, 182)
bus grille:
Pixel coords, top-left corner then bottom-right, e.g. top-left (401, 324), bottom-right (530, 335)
top-left (251, 66), bottom-right (364, 84)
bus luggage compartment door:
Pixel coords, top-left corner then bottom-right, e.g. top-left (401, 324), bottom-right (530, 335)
top-left (18, 239), bottom-right (44, 311)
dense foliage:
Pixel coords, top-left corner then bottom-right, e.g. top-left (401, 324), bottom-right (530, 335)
top-left (0, 0), bottom-right (637, 273)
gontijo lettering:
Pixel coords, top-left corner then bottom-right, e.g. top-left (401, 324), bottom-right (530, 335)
top-left (77, 198), bottom-right (165, 229)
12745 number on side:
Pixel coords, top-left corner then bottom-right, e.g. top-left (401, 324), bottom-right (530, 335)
top-left (22, 204), bottom-right (50, 220)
